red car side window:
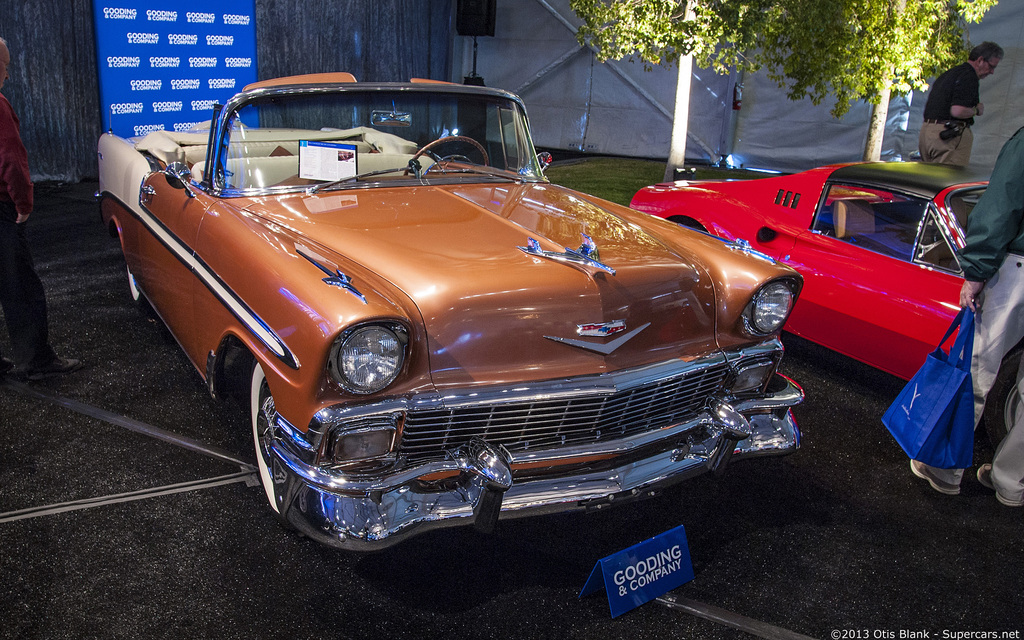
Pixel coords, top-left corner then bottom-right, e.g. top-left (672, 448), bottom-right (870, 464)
top-left (815, 184), bottom-right (929, 262)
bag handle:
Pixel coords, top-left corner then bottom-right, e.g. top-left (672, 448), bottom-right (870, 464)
top-left (939, 307), bottom-right (974, 369)
top-left (936, 307), bottom-right (966, 347)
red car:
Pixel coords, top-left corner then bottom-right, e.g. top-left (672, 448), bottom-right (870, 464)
top-left (632, 162), bottom-right (989, 381)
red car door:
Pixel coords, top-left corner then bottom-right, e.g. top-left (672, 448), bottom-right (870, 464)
top-left (781, 184), bottom-right (962, 379)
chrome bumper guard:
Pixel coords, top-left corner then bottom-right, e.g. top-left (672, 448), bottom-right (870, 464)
top-left (267, 371), bottom-right (803, 551)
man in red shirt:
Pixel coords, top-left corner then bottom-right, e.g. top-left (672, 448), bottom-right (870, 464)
top-left (0, 36), bottom-right (80, 380)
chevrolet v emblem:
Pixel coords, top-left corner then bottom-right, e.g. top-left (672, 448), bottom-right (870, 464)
top-left (578, 319), bottom-right (626, 337)
top-left (545, 322), bottom-right (650, 355)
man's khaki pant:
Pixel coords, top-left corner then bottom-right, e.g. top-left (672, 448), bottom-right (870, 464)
top-left (919, 121), bottom-right (974, 167)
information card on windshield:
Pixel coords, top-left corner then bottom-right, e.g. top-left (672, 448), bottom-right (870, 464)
top-left (299, 141), bottom-right (358, 181)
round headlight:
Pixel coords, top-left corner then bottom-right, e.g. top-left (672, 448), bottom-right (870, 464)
top-left (330, 324), bottom-right (407, 394)
top-left (748, 281), bottom-right (795, 335)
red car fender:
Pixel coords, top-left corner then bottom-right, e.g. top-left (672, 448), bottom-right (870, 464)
top-left (631, 183), bottom-right (797, 259)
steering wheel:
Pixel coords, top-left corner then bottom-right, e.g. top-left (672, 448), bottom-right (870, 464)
top-left (411, 135), bottom-right (489, 166)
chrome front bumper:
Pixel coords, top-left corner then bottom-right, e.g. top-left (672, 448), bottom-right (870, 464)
top-left (267, 373), bottom-right (803, 551)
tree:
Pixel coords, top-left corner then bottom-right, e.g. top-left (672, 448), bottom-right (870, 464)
top-left (570, 0), bottom-right (999, 169)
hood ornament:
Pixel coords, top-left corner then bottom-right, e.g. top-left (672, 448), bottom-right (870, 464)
top-left (518, 233), bottom-right (616, 277)
top-left (545, 322), bottom-right (650, 355)
top-left (725, 238), bottom-right (776, 264)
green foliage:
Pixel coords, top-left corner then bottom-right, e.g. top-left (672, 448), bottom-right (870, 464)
top-left (571, 0), bottom-right (999, 117)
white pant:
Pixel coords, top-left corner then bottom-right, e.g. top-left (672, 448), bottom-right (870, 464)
top-left (925, 256), bottom-right (1024, 501)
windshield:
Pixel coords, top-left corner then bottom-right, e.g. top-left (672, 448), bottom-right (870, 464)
top-left (214, 87), bottom-right (544, 193)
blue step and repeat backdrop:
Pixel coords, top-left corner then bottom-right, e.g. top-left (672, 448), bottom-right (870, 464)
top-left (92, 1), bottom-right (258, 139)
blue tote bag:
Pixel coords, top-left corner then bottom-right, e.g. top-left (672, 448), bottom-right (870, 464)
top-left (882, 308), bottom-right (975, 469)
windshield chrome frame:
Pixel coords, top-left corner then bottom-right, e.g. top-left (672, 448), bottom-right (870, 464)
top-left (206, 82), bottom-right (547, 198)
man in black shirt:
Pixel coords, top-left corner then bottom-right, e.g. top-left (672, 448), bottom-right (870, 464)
top-left (919, 42), bottom-right (1003, 167)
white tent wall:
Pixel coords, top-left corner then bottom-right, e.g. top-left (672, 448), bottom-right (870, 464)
top-left (453, 0), bottom-right (1024, 174)
top-left (731, 77), bottom-right (916, 172)
top-left (452, 0), bottom-right (730, 162)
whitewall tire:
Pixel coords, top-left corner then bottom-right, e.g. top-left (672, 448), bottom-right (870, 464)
top-left (250, 362), bottom-right (282, 513)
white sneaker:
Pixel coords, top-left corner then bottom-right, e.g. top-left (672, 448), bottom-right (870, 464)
top-left (910, 460), bottom-right (960, 495)
top-left (976, 464), bottom-right (1024, 507)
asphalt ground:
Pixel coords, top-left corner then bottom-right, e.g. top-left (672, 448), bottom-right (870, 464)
top-left (0, 181), bottom-right (1021, 640)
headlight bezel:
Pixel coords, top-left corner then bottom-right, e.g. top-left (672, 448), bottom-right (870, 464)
top-left (328, 322), bottom-right (410, 395)
top-left (743, 279), bottom-right (798, 336)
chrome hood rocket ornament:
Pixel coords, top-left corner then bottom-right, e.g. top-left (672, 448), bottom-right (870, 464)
top-left (296, 244), bottom-right (367, 304)
top-left (518, 233), bottom-right (616, 277)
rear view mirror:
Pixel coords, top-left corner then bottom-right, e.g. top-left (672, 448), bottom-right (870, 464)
top-left (372, 110), bottom-right (412, 127)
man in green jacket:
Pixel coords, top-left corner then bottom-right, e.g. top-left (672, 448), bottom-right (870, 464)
top-left (910, 126), bottom-right (1024, 507)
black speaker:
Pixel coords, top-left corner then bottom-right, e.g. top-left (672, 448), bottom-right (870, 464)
top-left (456, 0), bottom-right (496, 37)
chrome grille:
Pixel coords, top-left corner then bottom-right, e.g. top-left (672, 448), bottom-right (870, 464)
top-left (399, 362), bottom-right (731, 464)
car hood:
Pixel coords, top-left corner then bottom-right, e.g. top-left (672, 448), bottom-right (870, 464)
top-left (241, 182), bottom-right (720, 389)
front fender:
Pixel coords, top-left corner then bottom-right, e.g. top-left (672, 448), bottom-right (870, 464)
top-left (190, 200), bottom-right (433, 431)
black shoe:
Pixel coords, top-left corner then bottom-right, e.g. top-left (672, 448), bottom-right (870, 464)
top-left (0, 357), bottom-right (13, 376)
top-left (24, 357), bottom-right (82, 380)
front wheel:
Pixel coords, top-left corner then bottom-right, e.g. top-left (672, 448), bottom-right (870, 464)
top-left (982, 342), bottom-right (1024, 448)
top-left (125, 263), bottom-right (152, 311)
top-left (250, 362), bottom-right (285, 516)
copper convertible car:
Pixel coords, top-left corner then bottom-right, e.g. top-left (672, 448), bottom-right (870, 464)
top-left (97, 74), bottom-right (804, 550)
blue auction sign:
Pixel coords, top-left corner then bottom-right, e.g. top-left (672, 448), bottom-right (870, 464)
top-left (580, 524), bottom-right (695, 618)
top-left (92, 1), bottom-right (257, 139)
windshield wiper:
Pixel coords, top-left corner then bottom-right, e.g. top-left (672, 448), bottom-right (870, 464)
top-left (305, 166), bottom-right (410, 195)
top-left (422, 162), bottom-right (524, 182)
top-left (306, 159), bottom-right (524, 195)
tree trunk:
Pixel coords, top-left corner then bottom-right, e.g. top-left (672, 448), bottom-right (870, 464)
top-left (663, 51), bottom-right (694, 181)
top-left (863, 0), bottom-right (904, 162)
top-left (663, 1), bottom-right (696, 182)
top-left (862, 83), bottom-right (891, 162)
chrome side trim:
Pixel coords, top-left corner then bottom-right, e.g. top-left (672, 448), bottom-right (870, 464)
top-left (116, 188), bottom-right (300, 369)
